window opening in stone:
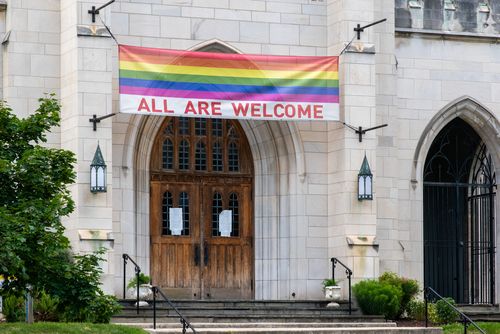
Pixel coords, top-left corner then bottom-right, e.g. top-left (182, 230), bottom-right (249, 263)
top-left (195, 118), bottom-right (207, 136)
top-left (179, 117), bottom-right (190, 135)
top-left (162, 191), bottom-right (173, 235)
top-left (195, 140), bottom-right (207, 171)
top-left (179, 192), bottom-right (190, 235)
top-left (228, 142), bottom-right (239, 172)
top-left (162, 139), bottom-right (174, 169)
top-left (179, 140), bottom-right (190, 170)
top-left (229, 192), bottom-right (239, 237)
top-left (212, 192), bottom-right (223, 236)
top-left (212, 141), bottom-right (223, 172)
top-left (212, 119), bottom-right (223, 137)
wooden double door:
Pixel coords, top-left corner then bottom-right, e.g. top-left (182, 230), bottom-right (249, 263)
top-left (150, 177), bottom-right (253, 299)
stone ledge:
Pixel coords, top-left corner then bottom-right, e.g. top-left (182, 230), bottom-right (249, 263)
top-left (78, 229), bottom-right (114, 241)
top-left (396, 27), bottom-right (500, 43)
top-left (77, 25), bottom-right (112, 38)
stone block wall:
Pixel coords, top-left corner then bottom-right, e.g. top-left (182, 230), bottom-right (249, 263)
top-left (394, 34), bottom-right (500, 283)
top-left (396, 0), bottom-right (500, 34)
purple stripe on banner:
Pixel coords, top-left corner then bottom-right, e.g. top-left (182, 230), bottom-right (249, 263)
top-left (120, 85), bottom-right (339, 104)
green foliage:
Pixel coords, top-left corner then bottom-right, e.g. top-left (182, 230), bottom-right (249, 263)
top-left (88, 294), bottom-right (122, 324)
top-left (0, 97), bottom-right (120, 323)
top-left (3, 295), bottom-right (25, 322)
top-left (34, 290), bottom-right (59, 322)
top-left (321, 278), bottom-right (337, 289)
top-left (127, 273), bottom-right (151, 289)
top-left (0, 96), bottom-right (76, 294)
top-left (406, 299), bottom-right (427, 321)
top-left (46, 249), bottom-right (121, 323)
top-left (432, 298), bottom-right (457, 324)
top-left (0, 322), bottom-right (149, 334)
top-left (379, 271), bottom-right (420, 318)
top-left (443, 321), bottom-right (493, 334)
top-left (352, 279), bottom-right (402, 320)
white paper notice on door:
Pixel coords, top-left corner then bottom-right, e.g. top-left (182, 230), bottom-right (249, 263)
top-left (169, 208), bottom-right (183, 236)
top-left (218, 210), bottom-right (232, 237)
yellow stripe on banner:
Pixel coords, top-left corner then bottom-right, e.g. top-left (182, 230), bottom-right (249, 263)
top-left (120, 61), bottom-right (339, 81)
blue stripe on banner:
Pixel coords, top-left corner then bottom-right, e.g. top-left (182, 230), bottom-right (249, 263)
top-left (119, 78), bottom-right (339, 96)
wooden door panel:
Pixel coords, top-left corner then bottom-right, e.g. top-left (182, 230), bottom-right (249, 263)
top-left (203, 183), bottom-right (253, 299)
top-left (150, 117), bottom-right (254, 300)
top-left (150, 182), bottom-right (200, 299)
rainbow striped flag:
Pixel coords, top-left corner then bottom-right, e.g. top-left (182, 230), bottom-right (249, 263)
top-left (119, 45), bottom-right (339, 121)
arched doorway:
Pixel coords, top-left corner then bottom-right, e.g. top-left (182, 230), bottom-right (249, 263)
top-left (149, 117), bottom-right (254, 299)
top-left (424, 118), bottom-right (496, 304)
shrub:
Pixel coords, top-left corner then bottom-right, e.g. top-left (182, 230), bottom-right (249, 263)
top-left (87, 293), bottom-right (122, 324)
top-left (432, 297), bottom-right (457, 324)
top-left (406, 299), bottom-right (426, 321)
top-left (127, 273), bottom-right (151, 289)
top-left (46, 248), bottom-right (121, 323)
top-left (34, 290), bottom-right (59, 322)
top-left (3, 294), bottom-right (25, 322)
top-left (353, 279), bottom-right (402, 320)
top-left (379, 272), bottom-right (419, 318)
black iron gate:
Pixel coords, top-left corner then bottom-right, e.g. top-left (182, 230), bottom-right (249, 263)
top-left (423, 119), bottom-right (496, 305)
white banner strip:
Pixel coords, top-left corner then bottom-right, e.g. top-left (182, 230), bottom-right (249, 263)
top-left (120, 94), bottom-right (339, 121)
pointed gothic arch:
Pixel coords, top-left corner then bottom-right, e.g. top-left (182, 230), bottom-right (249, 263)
top-left (411, 96), bottom-right (500, 304)
top-left (115, 40), bottom-right (308, 299)
top-left (412, 96), bottom-right (500, 185)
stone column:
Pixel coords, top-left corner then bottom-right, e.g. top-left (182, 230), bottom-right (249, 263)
top-left (327, 0), bottom-right (379, 293)
top-left (373, 1), bottom-right (404, 277)
top-left (60, 0), bottom-right (115, 293)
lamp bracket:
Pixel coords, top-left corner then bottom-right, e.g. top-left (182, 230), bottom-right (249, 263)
top-left (88, 0), bottom-right (115, 23)
top-left (89, 113), bottom-right (117, 131)
top-left (343, 122), bottom-right (388, 142)
top-left (354, 18), bottom-right (387, 39)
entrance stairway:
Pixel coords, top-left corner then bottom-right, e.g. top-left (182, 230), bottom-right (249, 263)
top-left (459, 304), bottom-right (500, 322)
top-left (113, 299), bottom-right (443, 333)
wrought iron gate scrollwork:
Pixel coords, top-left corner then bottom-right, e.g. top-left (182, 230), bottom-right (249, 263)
top-left (424, 118), bottom-right (496, 305)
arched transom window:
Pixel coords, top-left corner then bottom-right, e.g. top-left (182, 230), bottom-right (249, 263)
top-left (152, 117), bottom-right (252, 175)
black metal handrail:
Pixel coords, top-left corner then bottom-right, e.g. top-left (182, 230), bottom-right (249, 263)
top-left (425, 286), bottom-right (485, 334)
top-left (122, 253), bottom-right (142, 315)
top-left (152, 286), bottom-right (197, 333)
top-left (331, 257), bottom-right (353, 315)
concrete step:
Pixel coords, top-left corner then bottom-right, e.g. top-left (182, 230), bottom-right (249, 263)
top-left (141, 327), bottom-right (442, 334)
top-left (114, 299), bottom-right (363, 323)
top-left (112, 314), bottom-right (383, 324)
top-left (458, 304), bottom-right (500, 322)
top-left (116, 322), bottom-right (397, 329)
top-left (119, 299), bottom-right (352, 309)
top-left (118, 308), bottom-right (356, 316)
top-left (116, 322), bottom-right (443, 334)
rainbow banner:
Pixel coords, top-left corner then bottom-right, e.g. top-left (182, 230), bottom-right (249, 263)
top-left (119, 45), bottom-right (339, 121)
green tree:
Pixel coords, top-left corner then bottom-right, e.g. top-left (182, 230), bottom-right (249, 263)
top-left (0, 96), bottom-right (120, 322)
top-left (0, 95), bottom-right (75, 293)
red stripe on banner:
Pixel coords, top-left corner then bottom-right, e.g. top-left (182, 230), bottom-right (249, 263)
top-left (119, 52), bottom-right (338, 72)
top-left (119, 44), bottom-right (338, 66)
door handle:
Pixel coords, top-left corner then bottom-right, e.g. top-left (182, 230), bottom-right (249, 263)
top-left (204, 242), bottom-right (209, 266)
top-left (194, 244), bottom-right (200, 266)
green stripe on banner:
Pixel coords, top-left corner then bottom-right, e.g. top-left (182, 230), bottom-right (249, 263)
top-left (120, 70), bottom-right (339, 88)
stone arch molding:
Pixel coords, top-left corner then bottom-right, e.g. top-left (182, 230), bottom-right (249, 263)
top-left (119, 40), bottom-right (308, 299)
top-left (412, 96), bottom-right (500, 185)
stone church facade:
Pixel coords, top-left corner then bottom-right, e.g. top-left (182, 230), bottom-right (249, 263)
top-left (1, 0), bottom-right (499, 302)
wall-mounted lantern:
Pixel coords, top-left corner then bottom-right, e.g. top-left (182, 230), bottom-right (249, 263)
top-left (90, 143), bottom-right (107, 193)
top-left (358, 155), bottom-right (373, 200)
